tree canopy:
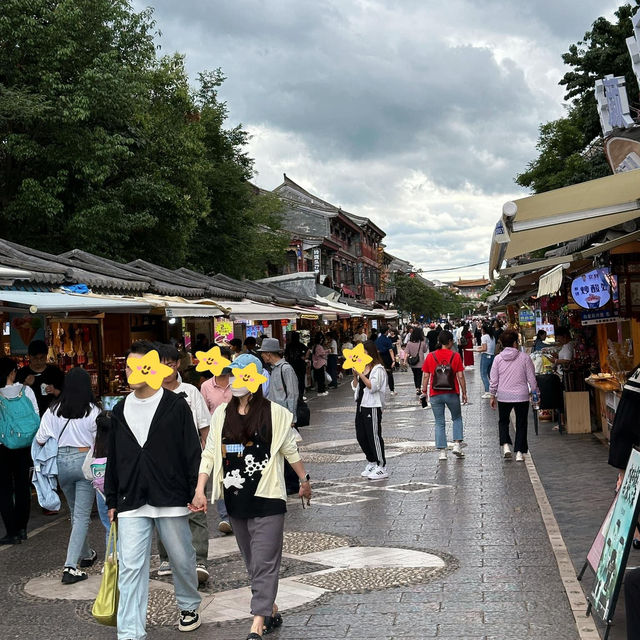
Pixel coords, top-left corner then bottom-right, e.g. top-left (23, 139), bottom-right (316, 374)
top-left (516, 2), bottom-right (639, 193)
top-left (393, 273), bottom-right (468, 320)
top-left (0, 0), bottom-right (287, 278)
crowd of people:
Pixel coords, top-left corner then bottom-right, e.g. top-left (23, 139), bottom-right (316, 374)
top-left (0, 317), bottom-right (545, 640)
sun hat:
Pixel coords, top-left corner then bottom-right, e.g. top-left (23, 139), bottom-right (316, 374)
top-left (258, 337), bottom-right (282, 353)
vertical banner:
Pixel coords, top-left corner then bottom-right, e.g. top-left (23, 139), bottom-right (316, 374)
top-left (213, 317), bottom-right (234, 346)
top-left (590, 448), bottom-right (640, 623)
top-left (10, 314), bottom-right (45, 355)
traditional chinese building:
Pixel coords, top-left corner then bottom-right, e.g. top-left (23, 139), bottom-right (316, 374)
top-left (447, 277), bottom-right (490, 299)
top-left (271, 175), bottom-right (386, 304)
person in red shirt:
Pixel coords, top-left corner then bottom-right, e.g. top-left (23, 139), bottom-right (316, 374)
top-left (422, 330), bottom-right (468, 461)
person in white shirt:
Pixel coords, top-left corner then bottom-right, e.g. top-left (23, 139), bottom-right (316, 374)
top-left (35, 367), bottom-right (100, 583)
top-left (473, 323), bottom-right (496, 398)
top-left (550, 327), bottom-right (574, 377)
top-left (158, 343), bottom-right (211, 584)
top-left (352, 341), bottom-right (389, 480)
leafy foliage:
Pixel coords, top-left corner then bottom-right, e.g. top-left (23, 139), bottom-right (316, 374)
top-left (393, 274), bottom-right (468, 320)
top-left (516, 2), bottom-right (639, 194)
top-left (0, 0), bottom-right (287, 274)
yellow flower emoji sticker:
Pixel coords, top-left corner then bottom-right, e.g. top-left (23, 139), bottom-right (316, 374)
top-left (126, 350), bottom-right (174, 390)
top-left (231, 362), bottom-right (267, 394)
top-left (195, 346), bottom-right (231, 377)
top-left (342, 342), bottom-right (373, 374)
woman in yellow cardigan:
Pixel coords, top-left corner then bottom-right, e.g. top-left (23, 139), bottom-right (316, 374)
top-left (190, 354), bottom-right (312, 640)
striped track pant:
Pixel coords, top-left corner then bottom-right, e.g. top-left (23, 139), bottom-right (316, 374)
top-left (355, 406), bottom-right (386, 467)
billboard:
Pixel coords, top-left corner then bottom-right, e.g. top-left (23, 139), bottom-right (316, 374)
top-left (571, 268), bottom-right (618, 310)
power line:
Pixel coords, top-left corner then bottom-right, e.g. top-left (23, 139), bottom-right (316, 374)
top-left (419, 260), bottom-right (489, 273)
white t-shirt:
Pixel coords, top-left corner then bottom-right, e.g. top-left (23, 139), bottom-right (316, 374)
top-left (481, 334), bottom-right (496, 356)
top-left (171, 382), bottom-right (211, 431)
top-left (120, 388), bottom-right (188, 519)
top-left (36, 404), bottom-right (100, 448)
top-left (329, 339), bottom-right (338, 355)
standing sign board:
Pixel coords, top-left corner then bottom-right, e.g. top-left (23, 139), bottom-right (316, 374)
top-left (589, 448), bottom-right (640, 632)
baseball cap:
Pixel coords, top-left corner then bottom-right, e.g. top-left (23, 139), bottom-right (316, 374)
top-left (228, 353), bottom-right (263, 374)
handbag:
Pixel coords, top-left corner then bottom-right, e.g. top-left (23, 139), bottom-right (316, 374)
top-left (459, 335), bottom-right (468, 348)
top-left (92, 522), bottom-right (119, 626)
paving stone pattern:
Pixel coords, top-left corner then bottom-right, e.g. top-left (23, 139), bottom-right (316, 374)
top-left (0, 367), bottom-right (587, 639)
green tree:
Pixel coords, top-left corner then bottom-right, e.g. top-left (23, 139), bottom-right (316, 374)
top-left (516, 2), bottom-right (639, 194)
top-left (394, 274), bottom-right (443, 320)
top-left (0, 0), bottom-right (287, 275)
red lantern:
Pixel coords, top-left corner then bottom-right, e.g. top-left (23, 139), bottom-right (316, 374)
top-left (262, 320), bottom-right (269, 327)
top-left (281, 319), bottom-right (288, 326)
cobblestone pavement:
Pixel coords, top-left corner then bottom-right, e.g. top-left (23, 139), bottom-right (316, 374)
top-left (0, 366), bottom-right (608, 639)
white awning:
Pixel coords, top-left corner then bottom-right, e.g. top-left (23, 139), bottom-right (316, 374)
top-left (0, 291), bottom-right (153, 314)
top-left (216, 299), bottom-right (300, 322)
top-left (536, 265), bottom-right (565, 298)
top-left (490, 169), bottom-right (640, 275)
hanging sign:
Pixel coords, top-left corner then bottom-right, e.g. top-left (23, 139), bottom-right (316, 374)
top-left (214, 318), bottom-right (234, 345)
top-left (571, 268), bottom-right (613, 309)
top-left (10, 314), bottom-right (45, 355)
top-left (518, 309), bottom-right (535, 325)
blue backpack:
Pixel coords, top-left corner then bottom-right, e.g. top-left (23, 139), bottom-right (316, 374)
top-left (0, 386), bottom-right (40, 449)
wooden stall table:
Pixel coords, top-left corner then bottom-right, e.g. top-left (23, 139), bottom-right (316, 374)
top-left (585, 376), bottom-right (621, 440)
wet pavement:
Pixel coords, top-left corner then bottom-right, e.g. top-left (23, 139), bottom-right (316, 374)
top-left (0, 365), bottom-right (626, 639)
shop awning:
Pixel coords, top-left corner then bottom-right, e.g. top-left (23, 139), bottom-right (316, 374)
top-left (490, 169), bottom-right (640, 275)
top-left (0, 291), bottom-right (154, 313)
top-left (536, 264), bottom-right (566, 298)
top-left (215, 299), bottom-right (299, 322)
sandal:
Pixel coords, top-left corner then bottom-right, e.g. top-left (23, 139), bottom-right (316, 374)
top-left (263, 612), bottom-right (283, 634)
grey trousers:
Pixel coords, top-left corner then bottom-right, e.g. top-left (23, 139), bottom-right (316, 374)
top-left (231, 513), bottom-right (285, 617)
top-left (158, 509), bottom-right (209, 565)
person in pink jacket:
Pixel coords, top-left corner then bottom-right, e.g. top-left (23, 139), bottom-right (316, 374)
top-left (489, 330), bottom-right (539, 462)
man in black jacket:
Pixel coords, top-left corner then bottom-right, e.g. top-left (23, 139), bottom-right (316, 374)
top-left (105, 341), bottom-right (202, 639)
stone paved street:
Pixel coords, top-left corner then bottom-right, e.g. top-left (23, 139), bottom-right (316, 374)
top-left (0, 365), bottom-right (625, 639)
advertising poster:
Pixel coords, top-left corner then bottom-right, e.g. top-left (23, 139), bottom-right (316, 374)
top-left (571, 268), bottom-right (616, 310)
top-left (10, 314), bottom-right (45, 355)
top-left (214, 318), bottom-right (234, 346)
top-left (590, 448), bottom-right (640, 623)
top-left (586, 495), bottom-right (618, 573)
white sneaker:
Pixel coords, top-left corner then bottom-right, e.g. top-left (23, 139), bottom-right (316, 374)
top-left (361, 462), bottom-right (376, 477)
top-left (503, 444), bottom-right (512, 459)
top-left (515, 451), bottom-right (524, 462)
top-left (318, 391), bottom-right (329, 396)
top-left (438, 449), bottom-right (447, 461)
top-left (157, 561), bottom-right (172, 576)
top-left (452, 442), bottom-right (465, 458)
top-left (481, 392), bottom-right (492, 399)
top-left (390, 391), bottom-right (398, 396)
top-left (368, 465), bottom-right (389, 480)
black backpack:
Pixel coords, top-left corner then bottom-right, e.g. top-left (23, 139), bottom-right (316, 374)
top-left (431, 352), bottom-right (456, 391)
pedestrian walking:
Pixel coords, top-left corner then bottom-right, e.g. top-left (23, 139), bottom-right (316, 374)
top-left (0, 357), bottom-right (39, 545)
top-left (284, 331), bottom-right (309, 400)
top-left (157, 343), bottom-right (212, 584)
top-left (326, 331), bottom-right (339, 389)
top-left (375, 326), bottom-right (397, 396)
top-left (353, 341), bottom-right (389, 480)
top-left (489, 330), bottom-right (539, 461)
top-left (426, 323), bottom-right (442, 352)
top-left (192, 354), bottom-right (312, 640)
top-left (34, 367), bottom-right (100, 582)
top-left (310, 333), bottom-right (329, 396)
top-left (473, 323), bottom-right (495, 398)
top-left (200, 346), bottom-right (235, 535)
top-left (460, 323), bottom-right (475, 369)
top-left (404, 327), bottom-right (428, 395)
top-left (104, 341), bottom-right (202, 637)
top-left (422, 330), bottom-right (467, 461)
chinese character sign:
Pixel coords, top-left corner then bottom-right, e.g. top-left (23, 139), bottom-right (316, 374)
top-left (590, 449), bottom-right (640, 623)
top-left (570, 268), bottom-right (613, 309)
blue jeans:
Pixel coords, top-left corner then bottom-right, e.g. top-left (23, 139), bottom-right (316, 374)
top-left (216, 498), bottom-right (229, 521)
top-left (480, 353), bottom-right (494, 392)
top-left (57, 447), bottom-right (95, 568)
top-left (430, 394), bottom-right (464, 449)
top-left (117, 515), bottom-right (201, 640)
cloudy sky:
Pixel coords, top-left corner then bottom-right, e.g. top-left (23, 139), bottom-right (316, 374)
top-left (134, 0), bottom-right (619, 280)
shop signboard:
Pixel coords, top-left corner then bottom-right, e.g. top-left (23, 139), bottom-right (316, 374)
top-left (214, 318), bottom-right (234, 345)
top-left (589, 448), bottom-right (640, 625)
top-left (581, 310), bottom-right (619, 326)
top-left (313, 248), bottom-right (321, 273)
top-left (9, 313), bottom-right (45, 355)
top-left (571, 268), bottom-right (617, 310)
top-left (518, 309), bottom-right (535, 325)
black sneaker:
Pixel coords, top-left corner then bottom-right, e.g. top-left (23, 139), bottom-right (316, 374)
top-left (18, 529), bottom-right (27, 541)
top-left (0, 535), bottom-right (21, 545)
top-left (79, 549), bottom-right (97, 567)
top-left (61, 567), bottom-right (88, 584)
top-left (179, 609), bottom-right (201, 632)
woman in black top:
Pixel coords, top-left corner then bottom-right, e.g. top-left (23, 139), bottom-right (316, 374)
top-left (284, 331), bottom-right (309, 398)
